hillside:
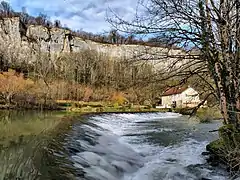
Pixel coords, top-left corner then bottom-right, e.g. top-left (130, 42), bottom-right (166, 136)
top-left (0, 17), bottom-right (201, 110)
top-left (0, 17), bottom-right (187, 69)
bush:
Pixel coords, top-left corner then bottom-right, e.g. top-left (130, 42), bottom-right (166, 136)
top-left (0, 69), bottom-right (58, 109)
top-left (83, 87), bottom-right (93, 101)
top-left (111, 92), bottom-right (128, 106)
top-left (0, 69), bottom-right (34, 105)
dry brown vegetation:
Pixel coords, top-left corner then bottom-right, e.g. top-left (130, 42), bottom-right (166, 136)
top-left (0, 46), bottom-right (162, 109)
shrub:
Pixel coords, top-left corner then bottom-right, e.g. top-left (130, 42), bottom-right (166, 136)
top-left (0, 69), bottom-right (34, 105)
top-left (111, 92), bottom-right (128, 105)
top-left (91, 87), bottom-right (114, 101)
top-left (83, 87), bottom-right (93, 101)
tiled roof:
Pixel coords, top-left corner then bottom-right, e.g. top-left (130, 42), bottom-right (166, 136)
top-left (162, 86), bottom-right (188, 96)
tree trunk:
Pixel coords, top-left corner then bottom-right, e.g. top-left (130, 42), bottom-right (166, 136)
top-left (6, 93), bottom-right (13, 106)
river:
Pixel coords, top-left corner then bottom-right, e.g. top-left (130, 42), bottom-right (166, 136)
top-left (0, 111), bottom-right (232, 179)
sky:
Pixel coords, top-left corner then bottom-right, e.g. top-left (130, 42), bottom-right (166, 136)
top-left (7, 0), bottom-right (140, 34)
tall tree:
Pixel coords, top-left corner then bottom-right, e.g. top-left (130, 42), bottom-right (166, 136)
top-left (0, 1), bottom-right (13, 17)
top-left (54, 19), bottom-right (61, 28)
top-left (108, 0), bottom-right (240, 126)
top-left (35, 13), bottom-right (48, 26)
top-left (109, 29), bottom-right (117, 44)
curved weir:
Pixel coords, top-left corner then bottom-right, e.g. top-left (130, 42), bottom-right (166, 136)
top-left (64, 113), bottom-right (228, 180)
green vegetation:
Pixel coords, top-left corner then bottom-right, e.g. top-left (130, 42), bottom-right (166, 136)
top-left (206, 139), bottom-right (224, 154)
top-left (206, 125), bottom-right (240, 173)
top-left (196, 107), bottom-right (222, 123)
top-left (173, 107), bottom-right (222, 123)
top-left (56, 100), bottom-right (170, 113)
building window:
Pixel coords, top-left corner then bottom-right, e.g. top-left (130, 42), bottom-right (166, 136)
top-left (157, 98), bottom-right (162, 105)
top-left (186, 94), bottom-right (198, 97)
top-left (172, 101), bottom-right (176, 108)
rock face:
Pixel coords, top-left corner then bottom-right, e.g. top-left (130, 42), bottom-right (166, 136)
top-left (0, 17), bottom-right (188, 70)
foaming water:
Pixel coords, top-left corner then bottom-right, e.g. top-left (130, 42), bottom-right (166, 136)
top-left (67, 112), bottom-right (229, 180)
top-left (122, 139), bottom-right (226, 180)
top-left (90, 112), bottom-right (181, 136)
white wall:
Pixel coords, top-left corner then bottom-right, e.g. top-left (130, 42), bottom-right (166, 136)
top-left (180, 87), bottom-right (200, 107)
top-left (160, 87), bottom-right (200, 108)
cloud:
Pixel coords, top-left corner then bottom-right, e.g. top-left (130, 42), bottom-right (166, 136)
top-left (8, 0), bottom-right (140, 33)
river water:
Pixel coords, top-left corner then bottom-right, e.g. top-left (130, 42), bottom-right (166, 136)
top-left (0, 111), bottom-right (232, 179)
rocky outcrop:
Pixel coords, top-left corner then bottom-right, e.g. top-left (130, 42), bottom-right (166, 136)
top-left (0, 17), bottom-right (189, 71)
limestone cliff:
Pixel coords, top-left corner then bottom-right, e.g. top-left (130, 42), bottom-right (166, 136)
top-left (0, 17), bottom-right (188, 70)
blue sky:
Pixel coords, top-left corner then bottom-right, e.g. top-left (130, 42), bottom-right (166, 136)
top-left (7, 0), bottom-right (140, 34)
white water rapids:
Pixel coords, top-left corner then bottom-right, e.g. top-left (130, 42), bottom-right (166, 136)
top-left (68, 112), bottom-right (229, 180)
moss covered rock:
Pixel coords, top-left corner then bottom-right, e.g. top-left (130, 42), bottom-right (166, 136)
top-left (219, 124), bottom-right (240, 149)
top-left (207, 125), bottom-right (240, 154)
top-left (206, 139), bottom-right (224, 154)
top-left (206, 125), bottom-right (240, 172)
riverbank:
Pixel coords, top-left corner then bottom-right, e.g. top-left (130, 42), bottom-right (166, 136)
top-left (0, 100), bottom-right (223, 121)
top-left (206, 125), bottom-right (240, 178)
top-left (55, 100), bottom-right (173, 113)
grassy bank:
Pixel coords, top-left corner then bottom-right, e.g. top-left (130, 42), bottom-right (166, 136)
top-left (173, 106), bottom-right (222, 123)
top-left (196, 107), bottom-right (222, 122)
top-left (56, 100), bottom-right (171, 113)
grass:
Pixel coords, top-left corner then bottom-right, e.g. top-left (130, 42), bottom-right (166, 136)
top-left (196, 107), bottom-right (222, 123)
top-left (64, 104), bottom-right (171, 113)
top-left (207, 125), bottom-right (240, 175)
top-left (56, 100), bottom-right (105, 107)
top-left (56, 100), bottom-right (172, 113)
top-left (206, 139), bottom-right (224, 153)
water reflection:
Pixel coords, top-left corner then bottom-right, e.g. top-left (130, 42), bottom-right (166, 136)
top-left (0, 110), bottom-right (80, 180)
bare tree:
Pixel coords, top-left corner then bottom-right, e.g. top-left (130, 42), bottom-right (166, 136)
top-left (109, 29), bottom-right (117, 44)
top-left (54, 19), bottom-right (61, 28)
top-left (35, 13), bottom-right (48, 26)
top-left (0, 1), bottom-right (13, 17)
top-left (108, 0), bottom-right (240, 126)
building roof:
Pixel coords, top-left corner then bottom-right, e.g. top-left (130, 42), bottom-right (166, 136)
top-left (162, 86), bottom-right (188, 96)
